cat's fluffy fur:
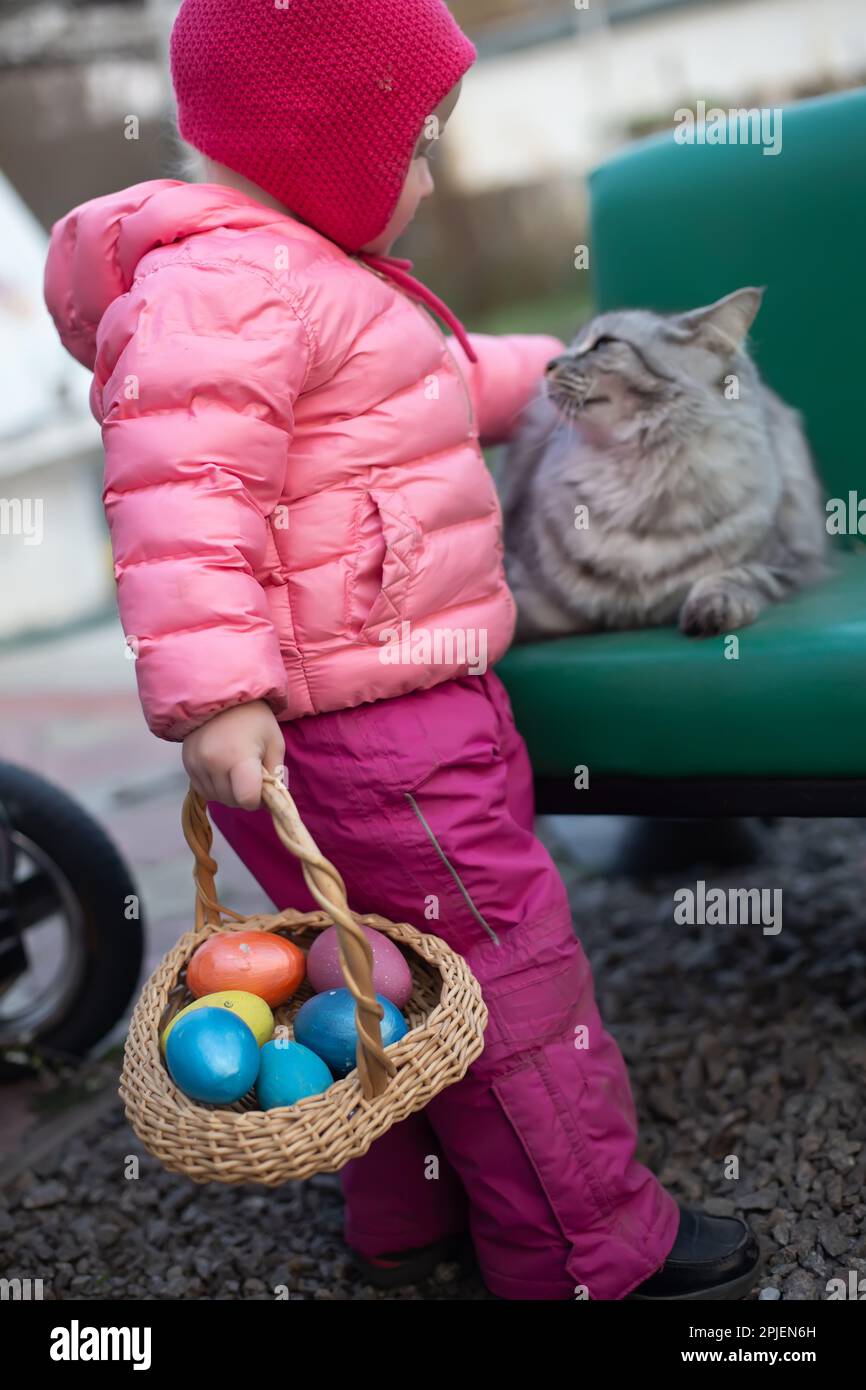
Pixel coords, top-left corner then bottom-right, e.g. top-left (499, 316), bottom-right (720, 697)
top-left (500, 288), bottom-right (827, 640)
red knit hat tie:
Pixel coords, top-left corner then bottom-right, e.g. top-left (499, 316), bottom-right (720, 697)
top-left (357, 252), bottom-right (478, 364)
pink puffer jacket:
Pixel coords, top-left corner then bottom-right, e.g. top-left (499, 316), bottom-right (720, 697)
top-left (45, 180), bottom-right (562, 740)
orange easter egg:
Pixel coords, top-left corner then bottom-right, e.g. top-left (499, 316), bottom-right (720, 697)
top-left (187, 931), bottom-right (305, 1006)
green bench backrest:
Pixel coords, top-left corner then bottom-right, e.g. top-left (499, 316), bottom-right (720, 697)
top-left (588, 88), bottom-right (866, 516)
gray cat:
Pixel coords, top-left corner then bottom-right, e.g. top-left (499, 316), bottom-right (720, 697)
top-left (500, 288), bottom-right (827, 640)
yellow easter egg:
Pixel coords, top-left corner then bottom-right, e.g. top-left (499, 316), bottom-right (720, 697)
top-left (160, 990), bottom-right (274, 1054)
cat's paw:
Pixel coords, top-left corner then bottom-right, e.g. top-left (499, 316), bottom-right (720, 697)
top-left (679, 584), bottom-right (758, 637)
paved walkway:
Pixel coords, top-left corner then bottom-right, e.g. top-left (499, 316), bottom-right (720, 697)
top-left (0, 618), bottom-right (267, 1165)
top-left (0, 618), bottom-right (268, 979)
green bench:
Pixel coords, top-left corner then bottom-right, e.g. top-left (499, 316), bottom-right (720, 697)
top-left (496, 88), bottom-right (866, 816)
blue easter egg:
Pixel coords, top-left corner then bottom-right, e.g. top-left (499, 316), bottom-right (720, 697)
top-left (293, 989), bottom-right (408, 1078)
top-left (256, 1039), bottom-right (333, 1110)
top-left (165, 1006), bottom-right (260, 1105)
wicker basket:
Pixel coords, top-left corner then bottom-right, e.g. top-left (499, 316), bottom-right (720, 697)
top-left (119, 770), bottom-right (488, 1184)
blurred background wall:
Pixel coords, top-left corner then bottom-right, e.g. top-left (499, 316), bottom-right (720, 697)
top-left (1, 0), bottom-right (864, 638)
top-left (3, 0), bottom-right (865, 321)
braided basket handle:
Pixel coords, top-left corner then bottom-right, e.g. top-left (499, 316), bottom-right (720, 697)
top-left (181, 770), bottom-right (395, 1101)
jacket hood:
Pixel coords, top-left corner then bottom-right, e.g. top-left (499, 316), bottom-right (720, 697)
top-left (43, 178), bottom-right (328, 370)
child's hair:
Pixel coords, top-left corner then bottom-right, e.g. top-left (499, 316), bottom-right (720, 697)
top-left (172, 133), bottom-right (206, 185)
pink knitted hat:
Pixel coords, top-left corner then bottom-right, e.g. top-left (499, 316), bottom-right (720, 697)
top-left (170, 0), bottom-right (476, 253)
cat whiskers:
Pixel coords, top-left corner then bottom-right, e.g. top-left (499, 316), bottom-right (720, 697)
top-left (546, 374), bottom-right (597, 419)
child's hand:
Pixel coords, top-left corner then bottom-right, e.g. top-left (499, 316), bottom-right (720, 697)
top-left (182, 701), bottom-right (286, 810)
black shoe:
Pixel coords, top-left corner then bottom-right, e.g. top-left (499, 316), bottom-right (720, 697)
top-left (352, 1232), bottom-right (476, 1290)
top-left (628, 1207), bottom-right (762, 1300)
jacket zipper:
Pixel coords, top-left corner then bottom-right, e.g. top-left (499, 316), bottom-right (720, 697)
top-left (408, 296), bottom-right (478, 440)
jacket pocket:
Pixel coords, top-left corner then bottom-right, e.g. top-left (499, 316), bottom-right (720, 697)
top-left (347, 487), bottom-right (422, 643)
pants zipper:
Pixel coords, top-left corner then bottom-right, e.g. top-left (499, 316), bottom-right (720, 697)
top-left (404, 791), bottom-right (500, 946)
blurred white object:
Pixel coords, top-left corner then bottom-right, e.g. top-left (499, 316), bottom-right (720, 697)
top-left (449, 0), bottom-right (866, 193)
top-left (0, 170), bottom-right (110, 641)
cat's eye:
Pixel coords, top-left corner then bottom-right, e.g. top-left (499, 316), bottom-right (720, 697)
top-left (576, 333), bottom-right (618, 355)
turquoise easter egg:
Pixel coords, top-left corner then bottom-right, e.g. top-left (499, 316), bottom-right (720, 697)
top-left (165, 1006), bottom-right (260, 1105)
top-left (293, 989), bottom-right (408, 1078)
top-left (307, 925), bottom-right (413, 1009)
top-left (256, 1039), bottom-right (333, 1110)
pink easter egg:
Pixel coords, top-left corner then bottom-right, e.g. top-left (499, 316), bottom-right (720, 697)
top-left (307, 925), bottom-right (413, 1009)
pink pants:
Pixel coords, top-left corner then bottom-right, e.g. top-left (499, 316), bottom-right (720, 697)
top-left (210, 670), bottom-right (679, 1299)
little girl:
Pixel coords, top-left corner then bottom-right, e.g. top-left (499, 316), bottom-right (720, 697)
top-left (45, 0), bottom-right (759, 1301)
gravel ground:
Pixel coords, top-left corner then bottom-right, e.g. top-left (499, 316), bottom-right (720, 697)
top-left (2, 815), bottom-right (865, 1301)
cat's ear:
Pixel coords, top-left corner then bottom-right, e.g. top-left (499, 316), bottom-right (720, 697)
top-left (677, 287), bottom-right (765, 352)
